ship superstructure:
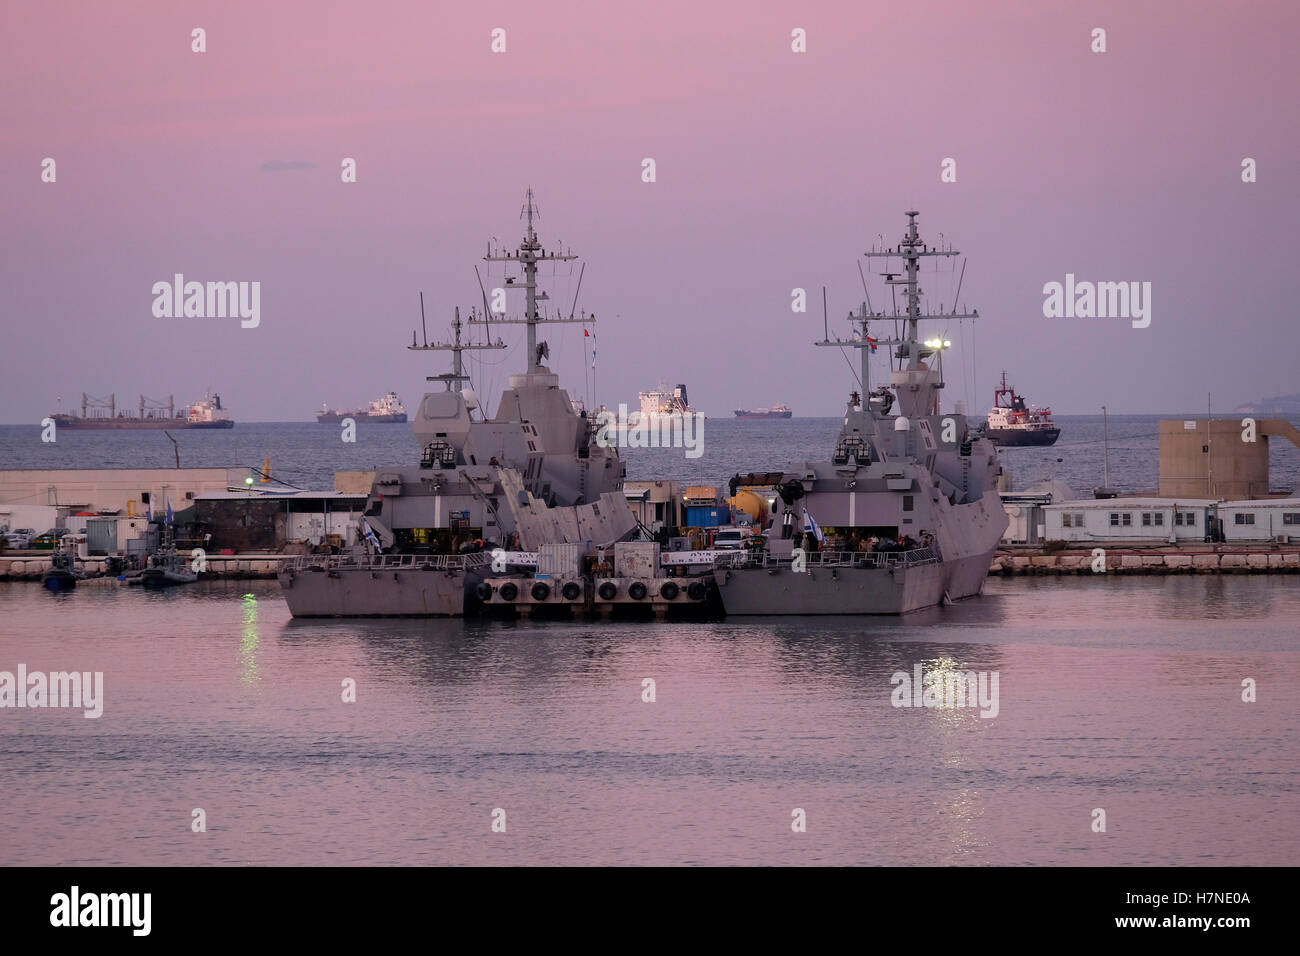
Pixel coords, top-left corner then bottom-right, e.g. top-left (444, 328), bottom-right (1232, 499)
top-left (712, 211), bottom-right (1007, 614)
top-left (278, 190), bottom-right (638, 616)
top-left (638, 383), bottom-right (696, 419)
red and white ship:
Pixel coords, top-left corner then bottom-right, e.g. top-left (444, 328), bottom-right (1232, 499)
top-left (986, 372), bottom-right (1060, 446)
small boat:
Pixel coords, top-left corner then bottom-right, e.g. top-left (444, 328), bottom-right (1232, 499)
top-left (138, 547), bottom-right (198, 588)
top-left (40, 547), bottom-right (83, 591)
top-left (135, 524), bottom-right (198, 588)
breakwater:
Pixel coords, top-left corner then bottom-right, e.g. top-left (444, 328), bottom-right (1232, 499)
top-left (4, 545), bottom-right (1300, 582)
top-left (990, 545), bottom-right (1300, 574)
top-left (0, 554), bottom-right (280, 582)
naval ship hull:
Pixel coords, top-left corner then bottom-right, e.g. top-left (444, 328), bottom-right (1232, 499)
top-left (714, 545), bottom-right (997, 616)
top-left (715, 476), bottom-right (1005, 616)
top-left (715, 560), bottom-right (944, 615)
top-left (278, 562), bottom-right (467, 616)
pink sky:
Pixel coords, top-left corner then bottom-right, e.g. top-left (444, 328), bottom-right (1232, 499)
top-left (1, 0), bottom-right (1296, 420)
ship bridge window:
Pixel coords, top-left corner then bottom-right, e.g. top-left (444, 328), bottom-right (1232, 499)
top-left (1284, 513), bottom-right (1300, 525)
top-left (902, 495), bottom-right (914, 512)
top-left (1235, 513), bottom-right (1255, 525)
top-left (1062, 514), bottom-right (1073, 528)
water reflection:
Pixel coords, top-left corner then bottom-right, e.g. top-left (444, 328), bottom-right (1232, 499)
top-left (239, 593), bottom-right (260, 685)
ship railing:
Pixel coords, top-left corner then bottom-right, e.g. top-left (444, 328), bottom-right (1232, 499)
top-left (279, 551), bottom-right (493, 572)
top-left (713, 547), bottom-right (939, 571)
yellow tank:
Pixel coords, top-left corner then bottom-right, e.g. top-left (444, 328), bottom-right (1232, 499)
top-left (729, 488), bottom-right (769, 525)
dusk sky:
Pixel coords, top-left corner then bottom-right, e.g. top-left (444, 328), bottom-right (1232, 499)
top-left (2, 0), bottom-right (1296, 422)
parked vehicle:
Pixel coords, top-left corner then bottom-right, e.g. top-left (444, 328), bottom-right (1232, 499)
top-left (711, 527), bottom-right (754, 551)
top-left (3, 528), bottom-right (36, 549)
top-left (32, 529), bottom-right (68, 549)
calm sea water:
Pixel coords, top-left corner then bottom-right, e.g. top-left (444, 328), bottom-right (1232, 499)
top-left (1, 575), bottom-right (1297, 866)
top-left (2, 415), bottom-right (1298, 495)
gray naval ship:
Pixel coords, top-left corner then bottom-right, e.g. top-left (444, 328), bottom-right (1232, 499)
top-left (713, 211), bottom-right (1007, 614)
top-left (278, 191), bottom-right (638, 616)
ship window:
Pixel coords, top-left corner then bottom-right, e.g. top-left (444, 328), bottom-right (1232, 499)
top-left (1235, 513), bottom-right (1255, 525)
top-left (902, 495), bottom-right (914, 512)
top-left (1073, 513), bottom-right (1083, 525)
top-left (1122, 513), bottom-right (1132, 526)
top-left (1284, 513), bottom-right (1300, 525)
top-left (1110, 513), bottom-right (1119, 526)
top-left (1154, 513), bottom-right (1163, 526)
top-left (1186, 513), bottom-right (1195, 526)
top-left (141, 492), bottom-right (151, 504)
top-left (1142, 513), bottom-right (1151, 526)
top-left (1062, 514), bottom-right (1072, 528)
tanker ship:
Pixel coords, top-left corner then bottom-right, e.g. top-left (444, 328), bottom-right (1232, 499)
top-left (734, 404), bottom-right (792, 419)
top-left (316, 392), bottom-right (407, 423)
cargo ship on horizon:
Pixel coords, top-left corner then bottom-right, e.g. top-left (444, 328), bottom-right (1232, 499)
top-left (316, 392), bottom-right (407, 423)
top-left (734, 404), bottom-right (792, 419)
top-left (51, 392), bottom-right (233, 429)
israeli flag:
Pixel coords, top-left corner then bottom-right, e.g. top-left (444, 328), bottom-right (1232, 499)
top-left (166, 497), bottom-right (174, 525)
top-left (802, 509), bottom-right (825, 544)
top-left (361, 519), bottom-right (382, 551)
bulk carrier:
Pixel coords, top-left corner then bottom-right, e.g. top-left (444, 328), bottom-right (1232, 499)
top-left (50, 392), bottom-right (233, 429)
